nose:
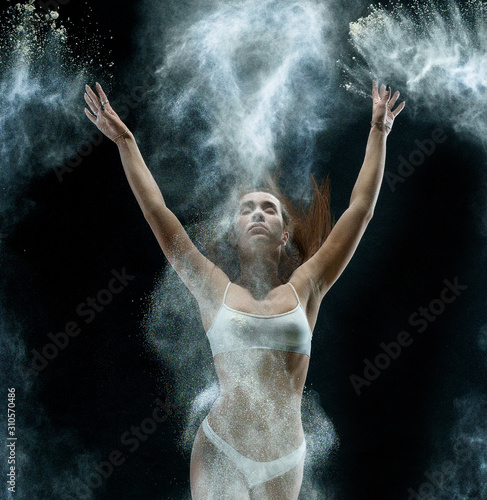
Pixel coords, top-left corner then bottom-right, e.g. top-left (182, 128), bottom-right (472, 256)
top-left (251, 210), bottom-right (264, 222)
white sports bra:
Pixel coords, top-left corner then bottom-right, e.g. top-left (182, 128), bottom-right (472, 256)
top-left (206, 281), bottom-right (312, 357)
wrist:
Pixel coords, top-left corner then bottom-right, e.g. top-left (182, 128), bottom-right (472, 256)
top-left (370, 121), bottom-right (390, 135)
top-left (114, 129), bottom-right (133, 147)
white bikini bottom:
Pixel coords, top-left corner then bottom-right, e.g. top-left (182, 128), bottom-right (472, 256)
top-left (202, 415), bottom-right (306, 489)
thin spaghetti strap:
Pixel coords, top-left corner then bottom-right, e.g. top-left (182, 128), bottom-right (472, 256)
top-left (287, 282), bottom-right (301, 304)
top-left (222, 281), bottom-right (232, 305)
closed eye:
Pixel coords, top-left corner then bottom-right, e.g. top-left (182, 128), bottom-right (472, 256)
top-left (261, 201), bottom-right (279, 214)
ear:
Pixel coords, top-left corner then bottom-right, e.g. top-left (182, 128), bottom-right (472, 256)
top-left (281, 231), bottom-right (289, 246)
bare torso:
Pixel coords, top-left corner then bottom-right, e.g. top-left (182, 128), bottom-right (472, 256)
top-left (200, 278), bottom-right (320, 461)
top-left (209, 350), bottom-right (309, 460)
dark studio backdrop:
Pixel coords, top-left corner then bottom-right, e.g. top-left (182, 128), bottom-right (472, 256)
top-left (1, 0), bottom-right (486, 499)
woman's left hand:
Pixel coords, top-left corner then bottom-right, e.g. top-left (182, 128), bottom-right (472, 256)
top-left (84, 83), bottom-right (129, 142)
top-left (371, 80), bottom-right (405, 134)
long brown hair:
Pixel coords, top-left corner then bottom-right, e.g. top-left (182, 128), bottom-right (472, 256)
top-left (260, 173), bottom-right (334, 280)
top-left (204, 173), bottom-right (334, 282)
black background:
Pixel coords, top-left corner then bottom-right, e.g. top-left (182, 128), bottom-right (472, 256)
top-left (1, 0), bottom-right (487, 499)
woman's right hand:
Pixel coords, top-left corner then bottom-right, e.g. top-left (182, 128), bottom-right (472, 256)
top-left (84, 83), bottom-right (129, 143)
top-left (371, 80), bottom-right (405, 135)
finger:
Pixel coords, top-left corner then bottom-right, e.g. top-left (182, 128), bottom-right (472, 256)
top-left (84, 93), bottom-right (98, 115)
top-left (85, 84), bottom-right (101, 110)
top-left (84, 90), bottom-right (99, 115)
top-left (379, 83), bottom-right (386, 98)
top-left (84, 107), bottom-right (97, 124)
top-left (96, 82), bottom-right (109, 102)
top-left (85, 84), bottom-right (100, 104)
top-left (96, 82), bottom-right (113, 112)
top-left (388, 90), bottom-right (400, 108)
top-left (372, 80), bottom-right (379, 101)
top-left (84, 93), bottom-right (98, 116)
top-left (392, 100), bottom-right (406, 117)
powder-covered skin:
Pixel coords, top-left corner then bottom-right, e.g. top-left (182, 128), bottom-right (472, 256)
top-left (142, 265), bottom-right (339, 497)
top-left (2, 0), bottom-right (487, 498)
top-left (136, 1), bottom-right (342, 494)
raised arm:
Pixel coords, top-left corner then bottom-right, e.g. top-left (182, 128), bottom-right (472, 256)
top-left (83, 83), bottom-right (228, 301)
top-left (293, 81), bottom-right (405, 299)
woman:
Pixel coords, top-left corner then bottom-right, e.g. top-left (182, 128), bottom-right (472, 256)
top-left (84, 80), bottom-right (405, 499)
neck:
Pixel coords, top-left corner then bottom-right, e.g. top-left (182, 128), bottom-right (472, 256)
top-left (236, 248), bottom-right (282, 299)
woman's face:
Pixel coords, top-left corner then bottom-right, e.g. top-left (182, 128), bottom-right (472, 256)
top-left (234, 192), bottom-right (289, 251)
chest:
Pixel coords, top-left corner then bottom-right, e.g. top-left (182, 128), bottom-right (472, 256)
top-left (224, 290), bottom-right (298, 316)
top-left (207, 303), bottom-right (312, 357)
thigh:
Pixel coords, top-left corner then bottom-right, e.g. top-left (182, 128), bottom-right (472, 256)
top-left (190, 425), bottom-right (251, 500)
top-left (249, 451), bottom-right (305, 500)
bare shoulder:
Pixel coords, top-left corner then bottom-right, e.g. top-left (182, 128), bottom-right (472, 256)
top-left (194, 266), bottom-right (231, 331)
top-left (288, 265), bottom-right (318, 302)
top-left (288, 267), bottom-right (323, 329)
top-left (192, 263), bottom-right (230, 307)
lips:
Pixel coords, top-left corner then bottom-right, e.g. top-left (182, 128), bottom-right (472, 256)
top-left (249, 223), bottom-right (267, 233)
